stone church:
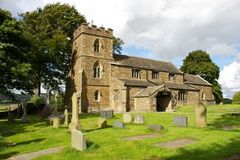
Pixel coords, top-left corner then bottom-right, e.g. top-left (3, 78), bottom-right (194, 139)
top-left (66, 23), bottom-right (214, 113)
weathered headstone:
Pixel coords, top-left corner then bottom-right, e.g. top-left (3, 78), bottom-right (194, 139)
top-left (148, 124), bottom-right (164, 132)
top-left (71, 129), bottom-right (87, 151)
top-left (100, 110), bottom-right (114, 118)
top-left (98, 118), bottom-right (107, 128)
top-left (113, 121), bottom-right (126, 128)
top-left (123, 113), bottom-right (132, 123)
top-left (69, 92), bottom-right (81, 131)
top-left (134, 114), bottom-right (144, 124)
top-left (195, 102), bottom-right (207, 128)
top-left (21, 103), bottom-right (29, 123)
top-left (64, 108), bottom-right (69, 126)
top-left (173, 116), bottom-right (188, 127)
top-left (53, 116), bottom-right (60, 128)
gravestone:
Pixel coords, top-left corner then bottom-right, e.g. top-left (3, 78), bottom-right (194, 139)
top-left (53, 116), bottom-right (60, 128)
top-left (195, 102), bottom-right (207, 128)
top-left (123, 113), bottom-right (132, 123)
top-left (134, 114), bottom-right (144, 124)
top-left (173, 116), bottom-right (188, 127)
top-left (64, 108), bottom-right (68, 126)
top-left (113, 121), bottom-right (126, 128)
top-left (98, 118), bottom-right (107, 128)
top-left (7, 108), bottom-right (14, 122)
top-left (71, 129), bottom-right (87, 151)
top-left (69, 92), bottom-right (81, 131)
top-left (21, 103), bottom-right (29, 123)
top-left (148, 124), bottom-right (164, 132)
top-left (100, 110), bottom-right (114, 118)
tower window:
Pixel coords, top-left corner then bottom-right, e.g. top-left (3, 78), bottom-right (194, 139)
top-left (132, 69), bottom-right (141, 79)
top-left (93, 61), bottom-right (102, 78)
top-left (94, 90), bottom-right (101, 101)
top-left (152, 71), bottom-right (159, 79)
top-left (93, 39), bottom-right (100, 52)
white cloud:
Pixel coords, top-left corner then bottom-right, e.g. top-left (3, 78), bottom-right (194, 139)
top-left (219, 59), bottom-right (240, 98)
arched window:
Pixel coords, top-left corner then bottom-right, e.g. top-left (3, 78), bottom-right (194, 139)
top-left (94, 90), bottom-right (101, 101)
top-left (201, 92), bottom-right (206, 100)
top-left (93, 61), bottom-right (102, 78)
top-left (93, 39), bottom-right (100, 52)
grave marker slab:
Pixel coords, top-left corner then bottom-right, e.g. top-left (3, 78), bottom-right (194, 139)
top-left (113, 121), bottom-right (125, 128)
top-left (100, 110), bottom-right (113, 118)
top-left (148, 124), bottom-right (164, 132)
top-left (173, 116), bottom-right (188, 127)
top-left (123, 113), bottom-right (132, 123)
top-left (71, 129), bottom-right (87, 151)
top-left (134, 114), bottom-right (144, 124)
top-left (155, 138), bottom-right (196, 148)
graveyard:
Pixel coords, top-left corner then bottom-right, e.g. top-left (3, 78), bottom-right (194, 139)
top-left (1, 104), bottom-right (240, 160)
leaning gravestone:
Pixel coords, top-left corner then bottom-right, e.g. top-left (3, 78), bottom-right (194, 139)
top-left (134, 114), bottom-right (144, 124)
top-left (69, 92), bottom-right (81, 131)
top-left (113, 121), bottom-right (126, 128)
top-left (173, 116), bottom-right (188, 127)
top-left (123, 113), bottom-right (132, 123)
top-left (100, 110), bottom-right (113, 118)
top-left (195, 102), bottom-right (207, 128)
top-left (71, 129), bottom-right (87, 151)
top-left (21, 103), bottom-right (29, 123)
top-left (98, 118), bottom-right (107, 128)
top-left (64, 108), bottom-right (69, 126)
top-left (148, 124), bottom-right (164, 132)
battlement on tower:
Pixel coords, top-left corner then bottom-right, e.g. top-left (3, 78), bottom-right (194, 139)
top-left (73, 23), bottom-right (113, 40)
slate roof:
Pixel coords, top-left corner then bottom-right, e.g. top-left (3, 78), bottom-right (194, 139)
top-left (112, 54), bottom-right (183, 74)
top-left (152, 82), bottom-right (199, 91)
top-left (184, 73), bottom-right (212, 86)
top-left (134, 86), bottom-right (164, 97)
top-left (119, 79), bottom-right (155, 87)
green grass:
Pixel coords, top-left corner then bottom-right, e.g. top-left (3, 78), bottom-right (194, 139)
top-left (1, 104), bottom-right (240, 160)
top-left (0, 103), bottom-right (10, 112)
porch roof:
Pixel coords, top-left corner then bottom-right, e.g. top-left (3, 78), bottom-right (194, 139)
top-left (134, 85), bottom-right (165, 97)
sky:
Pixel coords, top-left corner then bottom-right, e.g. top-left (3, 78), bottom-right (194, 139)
top-left (1, 0), bottom-right (240, 98)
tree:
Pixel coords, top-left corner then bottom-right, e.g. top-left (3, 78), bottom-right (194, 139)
top-left (180, 50), bottom-right (223, 103)
top-left (232, 91), bottom-right (240, 104)
top-left (113, 36), bottom-right (124, 54)
top-left (20, 3), bottom-right (86, 95)
top-left (0, 9), bottom-right (33, 98)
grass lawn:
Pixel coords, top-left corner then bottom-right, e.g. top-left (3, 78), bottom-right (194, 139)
top-left (1, 104), bottom-right (240, 160)
top-left (0, 103), bottom-right (11, 112)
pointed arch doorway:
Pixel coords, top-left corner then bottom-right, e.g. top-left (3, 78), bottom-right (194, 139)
top-left (156, 91), bottom-right (172, 112)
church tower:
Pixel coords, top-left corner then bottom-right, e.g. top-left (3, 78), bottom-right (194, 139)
top-left (66, 23), bottom-right (113, 112)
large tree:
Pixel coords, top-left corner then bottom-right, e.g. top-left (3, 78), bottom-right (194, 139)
top-left (21, 3), bottom-right (86, 95)
top-left (180, 50), bottom-right (223, 104)
top-left (232, 91), bottom-right (240, 104)
top-left (0, 9), bottom-right (33, 98)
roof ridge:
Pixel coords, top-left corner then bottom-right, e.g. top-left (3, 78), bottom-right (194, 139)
top-left (196, 75), bottom-right (212, 86)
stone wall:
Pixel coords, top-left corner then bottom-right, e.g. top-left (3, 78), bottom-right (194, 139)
top-left (134, 97), bottom-right (151, 112)
top-left (128, 86), bottom-right (145, 111)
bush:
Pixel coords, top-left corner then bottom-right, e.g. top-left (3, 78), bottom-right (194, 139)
top-left (28, 95), bottom-right (44, 107)
top-left (232, 91), bottom-right (240, 104)
top-left (50, 94), bottom-right (64, 111)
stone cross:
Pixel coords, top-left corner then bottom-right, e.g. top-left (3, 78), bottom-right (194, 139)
top-left (69, 92), bottom-right (81, 131)
top-left (21, 103), bottom-right (29, 123)
top-left (195, 102), bottom-right (207, 128)
top-left (64, 108), bottom-right (69, 126)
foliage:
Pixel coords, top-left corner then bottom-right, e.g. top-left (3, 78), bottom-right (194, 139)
top-left (20, 3), bottom-right (86, 94)
top-left (28, 95), bottom-right (44, 107)
top-left (232, 91), bottom-right (240, 104)
top-left (180, 50), bottom-right (223, 103)
top-left (113, 36), bottom-right (124, 54)
top-left (223, 98), bottom-right (232, 104)
top-left (0, 9), bottom-right (33, 98)
top-left (50, 94), bottom-right (64, 111)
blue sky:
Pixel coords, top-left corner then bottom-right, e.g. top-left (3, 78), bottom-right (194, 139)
top-left (1, 0), bottom-right (240, 98)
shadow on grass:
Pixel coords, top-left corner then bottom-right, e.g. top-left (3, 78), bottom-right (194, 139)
top-left (163, 137), bottom-right (240, 160)
top-left (84, 125), bottom-right (113, 133)
top-left (208, 113), bottom-right (240, 131)
top-left (0, 151), bottom-right (18, 159)
top-left (16, 138), bottom-right (45, 146)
